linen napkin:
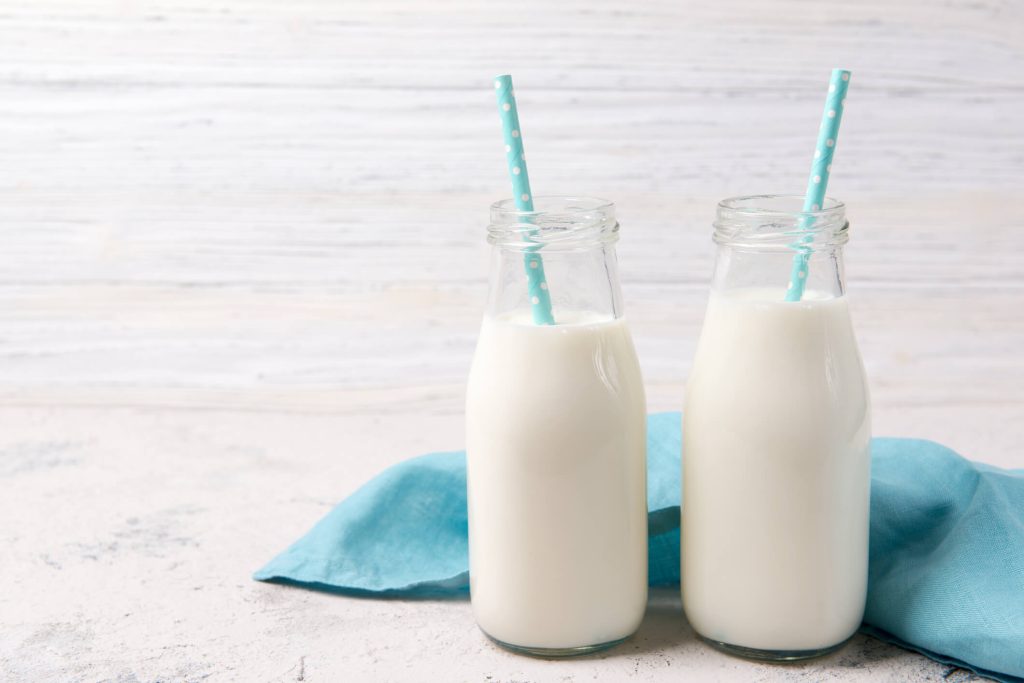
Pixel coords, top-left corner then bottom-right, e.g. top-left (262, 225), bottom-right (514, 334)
top-left (254, 412), bottom-right (1024, 682)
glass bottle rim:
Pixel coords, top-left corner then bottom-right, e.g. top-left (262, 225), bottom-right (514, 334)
top-left (715, 194), bottom-right (849, 250)
top-left (718, 194), bottom-right (845, 218)
top-left (488, 195), bottom-right (618, 251)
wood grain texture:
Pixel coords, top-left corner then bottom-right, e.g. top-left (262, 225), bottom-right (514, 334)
top-left (0, 0), bottom-right (1021, 680)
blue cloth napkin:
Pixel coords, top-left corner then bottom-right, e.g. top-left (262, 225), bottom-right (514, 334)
top-left (255, 412), bottom-right (1024, 682)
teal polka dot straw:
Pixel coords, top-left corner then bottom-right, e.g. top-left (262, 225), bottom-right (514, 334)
top-left (785, 69), bottom-right (851, 302)
top-left (494, 74), bottom-right (555, 325)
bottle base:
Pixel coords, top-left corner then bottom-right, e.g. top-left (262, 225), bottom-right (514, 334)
top-left (699, 634), bottom-right (852, 662)
top-left (483, 630), bottom-right (630, 658)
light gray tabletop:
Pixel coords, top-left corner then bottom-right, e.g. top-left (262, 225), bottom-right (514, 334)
top-left (1, 1), bottom-right (1022, 681)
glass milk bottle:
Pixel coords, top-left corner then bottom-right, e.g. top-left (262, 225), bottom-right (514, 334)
top-left (466, 196), bottom-right (648, 656)
top-left (682, 195), bottom-right (871, 660)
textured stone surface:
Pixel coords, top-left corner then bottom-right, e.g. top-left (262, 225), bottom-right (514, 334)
top-left (0, 409), bottom-right (1003, 681)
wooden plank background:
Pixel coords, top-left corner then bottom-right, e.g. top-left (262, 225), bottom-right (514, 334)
top-left (1, 1), bottom-right (1021, 680)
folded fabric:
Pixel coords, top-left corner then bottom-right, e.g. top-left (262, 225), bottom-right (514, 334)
top-left (255, 412), bottom-right (1024, 682)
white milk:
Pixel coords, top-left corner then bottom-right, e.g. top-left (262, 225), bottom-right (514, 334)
top-left (682, 288), bottom-right (870, 653)
top-left (466, 312), bottom-right (648, 651)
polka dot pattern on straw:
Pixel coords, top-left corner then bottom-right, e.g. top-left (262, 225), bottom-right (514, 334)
top-left (494, 74), bottom-right (555, 325)
top-left (785, 69), bottom-right (851, 302)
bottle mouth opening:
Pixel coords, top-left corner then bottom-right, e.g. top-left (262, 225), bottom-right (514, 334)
top-left (490, 195), bottom-right (615, 219)
top-left (488, 195), bottom-right (618, 250)
top-left (715, 194), bottom-right (848, 250)
top-left (718, 194), bottom-right (845, 217)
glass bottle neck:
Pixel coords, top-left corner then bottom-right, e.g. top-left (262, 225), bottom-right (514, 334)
top-left (485, 197), bottom-right (624, 323)
top-left (486, 244), bottom-right (625, 322)
top-left (711, 244), bottom-right (847, 299)
top-left (711, 194), bottom-right (849, 300)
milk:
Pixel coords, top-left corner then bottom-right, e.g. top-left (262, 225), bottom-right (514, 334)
top-left (466, 312), bottom-right (648, 652)
top-left (682, 288), bottom-right (870, 654)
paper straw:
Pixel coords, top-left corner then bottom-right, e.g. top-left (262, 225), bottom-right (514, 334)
top-left (785, 69), bottom-right (851, 302)
top-left (494, 74), bottom-right (555, 325)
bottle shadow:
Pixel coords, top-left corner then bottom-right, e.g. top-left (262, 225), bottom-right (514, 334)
top-left (575, 587), bottom-right (693, 659)
top-left (581, 588), bottom-right (917, 672)
top-left (264, 579), bottom-right (926, 674)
